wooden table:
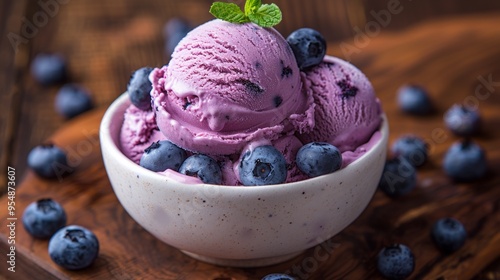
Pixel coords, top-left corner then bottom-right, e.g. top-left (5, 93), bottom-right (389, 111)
top-left (1, 1), bottom-right (500, 279)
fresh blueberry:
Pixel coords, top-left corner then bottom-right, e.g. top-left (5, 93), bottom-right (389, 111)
top-left (55, 84), bottom-right (93, 119)
top-left (48, 225), bottom-right (99, 270)
top-left (443, 140), bottom-right (487, 181)
top-left (377, 244), bottom-right (415, 280)
top-left (391, 136), bottom-right (428, 167)
top-left (140, 140), bottom-right (187, 172)
top-left (31, 53), bottom-right (67, 85)
top-left (397, 85), bottom-right (433, 115)
top-left (128, 67), bottom-right (154, 111)
top-left (431, 217), bottom-right (467, 253)
top-left (164, 18), bottom-right (192, 56)
top-left (444, 104), bottom-right (481, 137)
top-left (286, 28), bottom-right (326, 70)
top-left (179, 154), bottom-right (222, 184)
top-left (27, 143), bottom-right (70, 179)
top-left (262, 273), bottom-right (296, 280)
top-left (378, 157), bottom-right (416, 197)
top-left (296, 142), bottom-right (342, 178)
top-left (239, 145), bottom-right (287, 186)
top-left (22, 198), bottom-right (67, 239)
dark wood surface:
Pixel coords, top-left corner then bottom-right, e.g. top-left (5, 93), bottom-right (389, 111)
top-left (1, 0), bottom-right (500, 279)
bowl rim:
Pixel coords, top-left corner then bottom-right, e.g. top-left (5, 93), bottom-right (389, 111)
top-left (100, 92), bottom-right (389, 190)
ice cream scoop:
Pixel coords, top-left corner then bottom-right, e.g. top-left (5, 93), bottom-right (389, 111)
top-left (151, 19), bottom-right (314, 155)
top-left (120, 20), bottom-right (382, 186)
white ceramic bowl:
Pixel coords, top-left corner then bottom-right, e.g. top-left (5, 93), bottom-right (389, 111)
top-left (100, 93), bottom-right (389, 267)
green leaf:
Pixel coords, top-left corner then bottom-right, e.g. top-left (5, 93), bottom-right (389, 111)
top-left (247, 3), bottom-right (282, 27)
top-left (210, 2), bottom-right (249, 23)
top-left (245, 0), bottom-right (262, 16)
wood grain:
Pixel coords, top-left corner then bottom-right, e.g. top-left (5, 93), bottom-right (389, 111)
top-left (1, 12), bottom-right (500, 279)
top-left (0, 0), bottom-right (29, 198)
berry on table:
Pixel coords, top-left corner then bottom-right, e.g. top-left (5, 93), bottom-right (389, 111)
top-left (48, 225), bottom-right (99, 270)
top-left (31, 53), bottom-right (67, 85)
top-left (296, 142), bottom-right (342, 178)
top-left (239, 145), bottom-right (287, 186)
top-left (397, 85), bottom-right (433, 115)
top-left (140, 140), bottom-right (187, 172)
top-left (27, 143), bottom-right (70, 179)
top-left (55, 84), bottom-right (93, 119)
top-left (179, 154), bottom-right (222, 184)
top-left (444, 104), bottom-right (481, 137)
top-left (391, 136), bottom-right (428, 167)
top-left (22, 198), bottom-right (67, 239)
top-left (378, 157), bottom-right (417, 197)
top-left (286, 28), bottom-right (326, 70)
top-left (164, 18), bottom-right (192, 57)
top-left (377, 243), bottom-right (415, 280)
top-left (431, 217), bottom-right (467, 253)
top-left (128, 67), bottom-right (154, 111)
top-left (443, 140), bottom-right (487, 181)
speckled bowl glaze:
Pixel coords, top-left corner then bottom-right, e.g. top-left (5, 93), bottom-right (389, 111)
top-left (100, 93), bottom-right (389, 267)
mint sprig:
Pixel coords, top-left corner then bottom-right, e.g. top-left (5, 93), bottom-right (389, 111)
top-left (210, 0), bottom-right (282, 28)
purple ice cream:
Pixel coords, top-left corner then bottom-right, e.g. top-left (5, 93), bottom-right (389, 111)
top-left (119, 20), bottom-right (383, 185)
top-left (299, 56), bottom-right (382, 152)
top-left (151, 19), bottom-right (314, 155)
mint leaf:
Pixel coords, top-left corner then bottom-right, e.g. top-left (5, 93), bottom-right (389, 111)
top-left (209, 1), bottom-right (282, 28)
top-left (247, 3), bottom-right (282, 27)
top-left (210, 2), bottom-right (249, 23)
top-left (245, 0), bottom-right (261, 16)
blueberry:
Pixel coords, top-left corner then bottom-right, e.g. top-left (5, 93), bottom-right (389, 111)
top-left (286, 28), bottom-right (326, 70)
top-left (31, 53), bottom-right (67, 85)
top-left (443, 140), bottom-right (487, 181)
top-left (262, 273), bottom-right (296, 280)
top-left (239, 145), bottom-right (287, 186)
top-left (296, 142), bottom-right (342, 178)
top-left (378, 157), bottom-right (416, 197)
top-left (397, 85), bottom-right (433, 115)
top-left (444, 104), bottom-right (481, 137)
top-left (377, 244), bottom-right (415, 280)
top-left (22, 198), bottom-right (67, 239)
top-left (431, 218), bottom-right (467, 253)
top-left (27, 143), bottom-right (70, 179)
top-left (164, 18), bottom-right (192, 56)
top-left (55, 84), bottom-right (93, 119)
top-left (128, 67), bottom-right (154, 111)
top-left (179, 154), bottom-right (222, 184)
top-left (391, 136), bottom-right (428, 167)
top-left (166, 32), bottom-right (187, 56)
top-left (48, 225), bottom-right (99, 270)
top-left (140, 140), bottom-right (187, 172)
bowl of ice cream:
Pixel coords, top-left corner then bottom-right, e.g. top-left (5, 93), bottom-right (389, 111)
top-left (100, 18), bottom-right (389, 267)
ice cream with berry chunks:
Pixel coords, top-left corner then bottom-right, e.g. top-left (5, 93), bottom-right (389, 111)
top-left (298, 56), bottom-right (381, 152)
top-left (151, 19), bottom-right (314, 156)
top-left (118, 12), bottom-right (382, 186)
